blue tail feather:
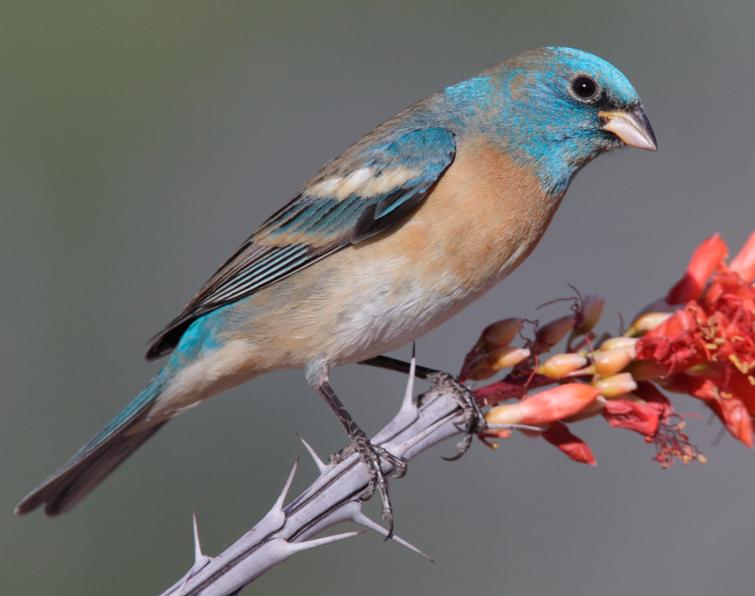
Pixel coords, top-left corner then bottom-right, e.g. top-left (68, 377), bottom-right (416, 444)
top-left (15, 376), bottom-right (165, 516)
top-left (67, 377), bottom-right (164, 463)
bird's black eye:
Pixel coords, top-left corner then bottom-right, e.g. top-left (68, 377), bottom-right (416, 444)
top-left (570, 75), bottom-right (599, 102)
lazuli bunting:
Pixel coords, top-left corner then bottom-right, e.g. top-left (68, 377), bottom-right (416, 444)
top-left (18, 47), bottom-right (656, 520)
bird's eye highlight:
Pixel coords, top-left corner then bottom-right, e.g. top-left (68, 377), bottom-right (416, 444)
top-left (570, 75), bottom-right (599, 102)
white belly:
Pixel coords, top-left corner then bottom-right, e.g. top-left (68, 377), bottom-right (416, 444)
top-left (327, 244), bottom-right (528, 364)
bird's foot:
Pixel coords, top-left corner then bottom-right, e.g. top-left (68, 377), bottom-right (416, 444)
top-left (426, 372), bottom-right (487, 461)
top-left (331, 431), bottom-right (407, 537)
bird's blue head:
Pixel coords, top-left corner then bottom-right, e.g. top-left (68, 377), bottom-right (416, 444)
top-left (445, 47), bottom-right (657, 195)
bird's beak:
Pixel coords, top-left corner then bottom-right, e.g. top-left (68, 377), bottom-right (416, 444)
top-left (599, 105), bottom-right (657, 151)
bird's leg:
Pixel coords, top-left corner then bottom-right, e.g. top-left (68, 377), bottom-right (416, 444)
top-left (308, 364), bottom-right (406, 535)
top-left (361, 355), bottom-right (487, 460)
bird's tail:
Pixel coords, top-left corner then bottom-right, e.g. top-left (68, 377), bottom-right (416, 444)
top-left (15, 377), bottom-right (166, 517)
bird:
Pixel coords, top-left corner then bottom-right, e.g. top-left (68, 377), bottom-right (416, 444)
top-left (17, 46), bottom-right (657, 522)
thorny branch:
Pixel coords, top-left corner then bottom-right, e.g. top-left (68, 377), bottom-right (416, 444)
top-left (163, 362), bottom-right (470, 596)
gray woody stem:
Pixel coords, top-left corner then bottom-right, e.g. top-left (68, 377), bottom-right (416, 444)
top-left (162, 362), bottom-right (470, 596)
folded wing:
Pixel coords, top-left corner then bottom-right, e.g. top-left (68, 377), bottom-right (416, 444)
top-left (146, 127), bottom-right (456, 359)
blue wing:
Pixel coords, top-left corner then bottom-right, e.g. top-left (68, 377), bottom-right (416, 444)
top-left (146, 127), bottom-right (456, 359)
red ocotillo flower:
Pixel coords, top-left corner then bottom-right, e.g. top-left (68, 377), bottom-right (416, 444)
top-left (637, 232), bottom-right (755, 446)
top-left (464, 230), bottom-right (753, 467)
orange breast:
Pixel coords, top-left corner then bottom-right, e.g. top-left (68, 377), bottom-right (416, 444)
top-left (365, 137), bottom-right (562, 295)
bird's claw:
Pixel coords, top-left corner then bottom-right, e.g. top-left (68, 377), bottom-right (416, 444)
top-left (427, 372), bottom-right (487, 461)
top-left (331, 432), bottom-right (407, 539)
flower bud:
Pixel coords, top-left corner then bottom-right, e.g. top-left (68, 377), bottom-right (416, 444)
top-left (482, 318), bottom-right (523, 348)
top-left (487, 383), bottom-right (599, 427)
top-left (562, 399), bottom-right (605, 423)
top-left (627, 312), bottom-right (672, 336)
top-left (594, 373), bottom-right (638, 398)
top-left (575, 294), bottom-right (605, 335)
top-left (600, 336), bottom-right (638, 352)
top-left (489, 347), bottom-right (531, 371)
top-left (461, 345), bottom-right (532, 381)
top-left (484, 401), bottom-right (527, 426)
top-left (592, 347), bottom-right (635, 377)
top-left (533, 315), bottom-right (576, 351)
top-left (537, 353), bottom-right (588, 378)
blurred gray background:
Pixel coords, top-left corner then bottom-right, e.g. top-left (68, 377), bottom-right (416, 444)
top-left (2, 1), bottom-right (754, 594)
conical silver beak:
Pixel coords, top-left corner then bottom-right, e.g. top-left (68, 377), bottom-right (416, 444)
top-left (600, 105), bottom-right (657, 151)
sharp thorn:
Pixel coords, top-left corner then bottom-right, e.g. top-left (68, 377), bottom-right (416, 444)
top-left (399, 348), bottom-right (418, 416)
top-left (177, 509), bottom-right (213, 593)
top-left (297, 434), bottom-right (328, 473)
top-left (192, 509), bottom-right (204, 564)
top-left (408, 349), bottom-right (416, 389)
top-left (352, 511), bottom-right (435, 562)
top-left (257, 459), bottom-right (299, 533)
top-left (273, 458), bottom-right (299, 514)
top-left (288, 530), bottom-right (365, 553)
